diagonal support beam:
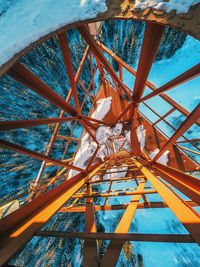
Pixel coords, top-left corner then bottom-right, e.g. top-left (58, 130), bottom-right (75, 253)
top-left (153, 103), bottom-right (200, 162)
top-left (32, 46), bottom-right (90, 189)
top-left (101, 180), bottom-right (146, 266)
top-left (77, 25), bottom-right (132, 100)
top-left (140, 63), bottom-right (200, 102)
top-left (9, 62), bottom-right (77, 116)
top-left (132, 23), bottom-right (164, 101)
top-left (0, 163), bottom-right (103, 266)
top-left (0, 139), bottom-right (85, 172)
top-left (133, 159), bottom-right (200, 244)
top-left (152, 162), bottom-right (200, 205)
top-left (57, 32), bottom-right (81, 114)
top-left (98, 41), bottom-right (200, 127)
top-left (0, 117), bottom-right (77, 131)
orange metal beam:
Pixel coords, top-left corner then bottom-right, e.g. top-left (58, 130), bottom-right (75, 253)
top-left (133, 159), bottom-right (200, 244)
top-left (81, 118), bottom-right (98, 143)
top-left (36, 231), bottom-right (195, 243)
top-left (140, 63), bottom-right (200, 102)
top-left (98, 41), bottom-right (153, 91)
top-left (0, 139), bottom-right (85, 172)
top-left (132, 23), bottom-right (164, 101)
top-left (84, 184), bottom-right (99, 267)
top-left (56, 135), bottom-right (80, 142)
top-left (0, 116), bottom-right (77, 131)
top-left (78, 80), bottom-right (94, 103)
top-left (8, 62), bottom-right (77, 116)
top-left (101, 180), bottom-right (146, 266)
top-left (143, 102), bottom-right (200, 153)
top-left (152, 91), bottom-right (200, 127)
top-left (72, 189), bottom-right (156, 198)
top-left (153, 103), bottom-right (200, 162)
top-left (152, 162), bottom-right (200, 205)
top-left (89, 52), bottom-right (95, 92)
top-left (77, 25), bottom-right (132, 100)
top-left (153, 107), bottom-right (176, 126)
top-left (57, 32), bottom-right (81, 115)
top-left (0, 162), bottom-right (103, 266)
top-left (98, 41), bottom-right (200, 127)
top-left (33, 46), bottom-right (90, 188)
top-left (96, 57), bottom-right (108, 96)
top-left (59, 200), bottom-right (198, 213)
top-left (130, 107), bottom-right (142, 157)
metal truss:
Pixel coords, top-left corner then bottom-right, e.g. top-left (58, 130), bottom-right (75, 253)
top-left (0, 20), bottom-right (199, 266)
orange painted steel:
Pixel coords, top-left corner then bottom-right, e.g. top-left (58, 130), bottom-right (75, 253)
top-left (1, 20), bottom-right (200, 266)
top-left (82, 116), bottom-right (99, 130)
top-left (96, 57), bottom-right (108, 97)
top-left (84, 184), bottom-right (99, 267)
top-left (152, 107), bottom-right (176, 126)
top-left (59, 200), bottom-right (198, 213)
top-left (72, 189), bottom-right (157, 198)
top-left (36, 231), bottom-right (194, 243)
top-left (8, 62), bottom-right (77, 116)
top-left (98, 42), bottom-right (151, 90)
top-left (0, 139), bottom-right (85, 172)
top-left (0, 116), bottom-right (77, 131)
top-left (133, 159), bottom-right (200, 244)
top-left (101, 180), bottom-right (146, 266)
top-left (56, 135), bottom-right (80, 142)
top-left (132, 23), bottom-right (164, 101)
top-left (130, 107), bottom-right (142, 157)
top-left (152, 162), bottom-right (200, 205)
top-left (151, 90), bottom-right (200, 127)
top-left (0, 152), bottom-right (198, 265)
top-left (81, 118), bottom-right (98, 144)
top-left (153, 103), bottom-right (200, 162)
top-left (98, 41), bottom-right (200, 127)
top-left (77, 25), bottom-right (131, 100)
top-left (33, 46), bottom-right (90, 187)
top-left (78, 80), bottom-right (94, 103)
top-left (138, 110), bottom-right (198, 171)
top-left (140, 63), bottom-right (200, 102)
top-left (0, 162), bottom-right (103, 266)
top-left (143, 102), bottom-right (200, 153)
top-left (57, 32), bottom-right (81, 115)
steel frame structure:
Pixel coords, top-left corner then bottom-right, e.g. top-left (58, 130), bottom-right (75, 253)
top-left (0, 20), bottom-right (199, 266)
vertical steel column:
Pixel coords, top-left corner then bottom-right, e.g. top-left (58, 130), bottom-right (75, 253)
top-left (57, 32), bottom-right (81, 115)
top-left (132, 23), bottom-right (164, 101)
top-left (84, 183), bottom-right (99, 267)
